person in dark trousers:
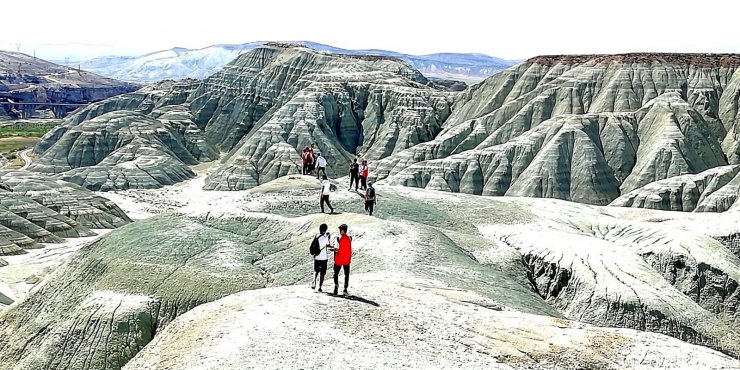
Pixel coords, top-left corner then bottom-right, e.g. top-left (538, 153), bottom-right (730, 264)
top-left (331, 223), bottom-right (352, 295)
top-left (364, 182), bottom-right (377, 216)
top-left (307, 144), bottom-right (317, 174)
top-left (348, 158), bottom-right (360, 191)
top-left (301, 147), bottom-right (311, 175)
top-left (316, 152), bottom-right (328, 179)
top-left (359, 159), bottom-right (369, 190)
top-left (312, 223), bottom-right (331, 292)
top-left (319, 175), bottom-right (334, 214)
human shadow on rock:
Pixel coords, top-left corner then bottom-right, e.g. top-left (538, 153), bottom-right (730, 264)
top-left (325, 293), bottom-right (380, 307)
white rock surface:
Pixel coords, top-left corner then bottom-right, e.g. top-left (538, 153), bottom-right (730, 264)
top-left (124, 274), bottom-right (739, 370)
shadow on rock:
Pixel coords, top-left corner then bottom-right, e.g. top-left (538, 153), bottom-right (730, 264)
top-left (326, 293), bottom-right (380, 307)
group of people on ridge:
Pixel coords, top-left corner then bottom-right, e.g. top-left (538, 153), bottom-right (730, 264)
top-left (302, 143), bottom-right (329, 179)
top-left (302, 144), bottom-right (327, 178)
top-left (347, 158), bottom-right (370, 191)
top-left (313, 147), bottom-right (377, 216)
top-left (304, 146), bottom-right (377, 296)
top-left (310, 223), bottom-right (353, 295)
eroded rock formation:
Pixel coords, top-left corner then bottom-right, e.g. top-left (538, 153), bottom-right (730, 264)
top-left (612, 165), bottom-right (740, 212)
top-left (29, 45), bottom-right (453, 191)
top-left (375, 54), bottom-right (740, 206)
top-left (0, 170), bottom-right (130, 255)
top-left (26, 49), bottom-right (740, 208)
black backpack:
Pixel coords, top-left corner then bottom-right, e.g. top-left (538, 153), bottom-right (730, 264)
top-left (309, 236), bottom-right (320, 256)
top-left (366, 187), bottom-right (375, 200)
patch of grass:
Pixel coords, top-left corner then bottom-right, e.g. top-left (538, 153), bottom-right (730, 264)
top-left (0, 137), bottom-right (38, 154)
top-left (7, 155), bottom-right (24, 169)
top-left (0, 123), bottom-right (55, 138)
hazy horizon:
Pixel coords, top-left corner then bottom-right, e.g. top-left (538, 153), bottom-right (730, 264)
top-left (2, 0), bottom-right (739, 61)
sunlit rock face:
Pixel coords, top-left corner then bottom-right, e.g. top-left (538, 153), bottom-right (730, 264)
top-left (28, 50), bottom-right (740, 208)
top-left (611, 165), bottom-right (740, 212)
top-left (30, 45), bottom-right (452, 191)
top-left (0, 170), bottom-right (129, 255)
top-left (376, 54), bottom-right (740, 205)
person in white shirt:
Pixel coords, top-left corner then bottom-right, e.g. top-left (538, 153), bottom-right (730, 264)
top-left (316, 152), bottom-right (328, 179)
top-left (319, 175), bottom-right (335, 214)
top-left (312, 223), bottom-right (331, 291)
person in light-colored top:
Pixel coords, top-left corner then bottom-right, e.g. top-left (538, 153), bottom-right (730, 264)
top-left (319, 175), bottom-right (334, 214)
top-left (312, 223), bottom-right (331, 292)
top-left (316, 153), bottom-right (328, 179)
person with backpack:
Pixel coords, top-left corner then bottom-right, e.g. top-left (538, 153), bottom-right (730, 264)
top-left (331, 223), bottom-right (352, 295)
top-left (348, 158), bottom-right (360, 191)
top-left (316, 152), bottom-right (328, 180)
top-left (319, 174), bottom-right (335, 214)
top-left (364, 181), bottom-right (377, 216)
top-left (359, 159), bottom-right (369, 190)
top-left (309, 223), bottom-right (331, 292)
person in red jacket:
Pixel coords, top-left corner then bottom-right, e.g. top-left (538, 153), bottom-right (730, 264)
top-left (301, 147), bottom-right (311, 175)
top-left (331, 223), bottom-right (352, 295)
top-left (359, 159), bottom-right (369, 190)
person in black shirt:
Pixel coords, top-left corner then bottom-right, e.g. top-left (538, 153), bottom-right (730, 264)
top-left (364, 182), bottom-right (377, 216)
top-left (348, 158), bottom-right (360, 191)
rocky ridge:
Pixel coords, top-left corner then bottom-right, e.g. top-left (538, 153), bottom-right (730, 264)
top-left (612, 165), bottom-right (740, 212)
top-left (0, 170), bottom-right (129, 255)
top-left (0, 176), bottom-right (738, 369)
top-left (77, 41), bottom-right (515, 83)
top-left (30, 45), bottom-right (453, 191)
top-left (372, 53), bottom-right (740, 207)
top-left (28, 49), bottom-right (740, 211)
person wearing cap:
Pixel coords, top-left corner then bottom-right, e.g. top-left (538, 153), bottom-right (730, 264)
top-left (364, 181), bottom-right (377, 216)
top-left (330, 223), bottom-right (352, 295)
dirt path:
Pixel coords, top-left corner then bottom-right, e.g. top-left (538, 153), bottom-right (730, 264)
top-left (19, 148), bottom-right (32, 170)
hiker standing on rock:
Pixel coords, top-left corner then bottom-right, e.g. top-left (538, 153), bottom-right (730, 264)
top-left (319, 174), bottom-right (335, 214)
top-left (348, 158), bottom-right (360, 191)
top-left (309, 223), bottom-right (331, 292)
top-left (359, 159), bottom-right (369, 190)
top-left (308, 144), bottom-right (317, 174)
top-left (364, 181), bottom-right (377, 216)
top-left (316, 152), bottom-right (328, 180)
top-left (301, 147), bottom-right (311, 175)
top-left (330, 223), bottom-right (352, 295)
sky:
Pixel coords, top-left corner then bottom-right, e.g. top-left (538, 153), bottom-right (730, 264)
top-left (2, 0), bottom-right (739, 61)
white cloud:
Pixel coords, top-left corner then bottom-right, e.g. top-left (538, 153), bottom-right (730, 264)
top-left (2, 0), bottom-right (739, 61)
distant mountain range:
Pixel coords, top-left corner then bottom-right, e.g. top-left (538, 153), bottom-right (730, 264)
top-left (74, 41), bottom-right (517, 83)
top-left (0, 50), bottom-right (138, 118)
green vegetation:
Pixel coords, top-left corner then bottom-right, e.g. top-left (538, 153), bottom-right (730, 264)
top-left (0, 137), bottom-right (38, 155)
top-left (0, 123), bottom-right (55, 138)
